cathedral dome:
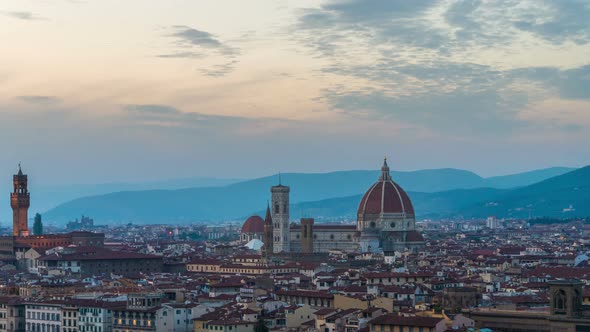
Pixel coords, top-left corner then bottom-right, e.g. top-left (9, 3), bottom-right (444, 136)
top-left (241, 215), bottom-right (264, 234)
top-left (357, 159), bottom-right (415, 218)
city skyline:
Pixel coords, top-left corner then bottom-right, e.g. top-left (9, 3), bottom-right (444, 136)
top-left (1, 0), bottom-right (589, 185)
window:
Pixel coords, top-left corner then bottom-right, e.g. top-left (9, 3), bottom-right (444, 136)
top-left (390, 222), bottom-right (396, 228)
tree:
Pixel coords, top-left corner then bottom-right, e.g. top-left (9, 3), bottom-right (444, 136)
top-left (33, 213), bottom-right (43, 235)
top-left (254, 316), bottom-right (268, 332)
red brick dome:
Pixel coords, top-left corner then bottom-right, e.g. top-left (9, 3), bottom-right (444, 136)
top-left (357, 159), bottom-right (415, 217)
top-left (241, 215), bottom-right (264, 233)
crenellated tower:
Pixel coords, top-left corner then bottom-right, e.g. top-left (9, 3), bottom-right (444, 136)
top-left (271, 180), bottom-right (290, 253)
top-left (11, 164), bottom-right (30, 237)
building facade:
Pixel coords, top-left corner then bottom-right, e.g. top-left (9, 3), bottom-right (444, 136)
top-left (241, 159), bottom-right (425, 255)
top-left (25, 302), bottom-right (62, 332)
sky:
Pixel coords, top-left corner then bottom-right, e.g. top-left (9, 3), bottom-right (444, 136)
top-left (1, 0), bottom-right (589, 186)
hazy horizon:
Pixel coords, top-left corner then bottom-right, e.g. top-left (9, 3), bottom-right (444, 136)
top-left (0, 163), bottom-right (584, 188)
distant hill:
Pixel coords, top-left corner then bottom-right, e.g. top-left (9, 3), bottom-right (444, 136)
top-left (30, 177), bottom-right (242, 216)
top-left (484, 167), bottom-right (575, 189)
top-left (43, 168), bottom-right (483, 224)
top-left (289, 188), bottom-right (506, 220)
top-left (461, 165), bottom-right (590, 218)
top-left (42, 166), bottom-right (583, 224)
top-left (292, 166), bottom-right (590, 220)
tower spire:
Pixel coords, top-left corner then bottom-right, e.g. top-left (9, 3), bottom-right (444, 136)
top-left (263, 200), bottom-right (274, 258)
top-left (265, 201), bottom-right (272, 222)
top-left (379, 157), bottom-right (392, 181)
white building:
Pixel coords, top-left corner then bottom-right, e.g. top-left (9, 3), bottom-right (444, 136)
top-left (25, 302), bottom-right (62, 332)
top-left (486, 216), bottom-right (500, 229)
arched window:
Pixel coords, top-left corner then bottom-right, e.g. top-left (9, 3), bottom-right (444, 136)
top-left (554, 290), bottom-right (567, 314)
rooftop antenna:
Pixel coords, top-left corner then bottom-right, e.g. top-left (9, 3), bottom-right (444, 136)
top-left (278, 171), bottom-right (282, 185)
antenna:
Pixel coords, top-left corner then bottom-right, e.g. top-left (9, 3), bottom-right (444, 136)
top-left (278, 171), bottom-right (282, 185)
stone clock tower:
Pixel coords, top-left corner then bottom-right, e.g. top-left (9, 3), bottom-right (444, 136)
top-left (11, 164), bottom-right (30, 237)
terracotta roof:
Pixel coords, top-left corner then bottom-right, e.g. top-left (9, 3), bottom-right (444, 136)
top-left (357, 161), bottom-right (414, 217)
top-left (241, 215), bottom-right (264, 234)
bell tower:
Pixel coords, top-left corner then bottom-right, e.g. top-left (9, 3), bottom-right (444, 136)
top-left (11, 164), bottom-right (30, 237)
top-left (271, 177), bottom-right (290, 253)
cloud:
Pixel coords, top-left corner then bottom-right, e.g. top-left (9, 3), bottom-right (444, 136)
top-left (320, 60), bottom-right (590, 134)
top-left (16, 96), bottom-right (60, 104)
top-left (305, 0), bottom-right (436, 24)
top-left (294, 0), bottom-right (590, 60)
top-left (1, 11), bottom-right (45, 21)
top-left (557, 65), bottom-right (590, 100)
top-left (156, 51), bottom-right (205, 59)
top-left (512, 1), bottom-right (590, 45)
top-left (513, 65), bottom-right (590, 100)
top-left (160, 26), bottom-right (240, 76)
top-left (123, 104), bottom-right (287, 131)
top-left (171, 26), bottom-right (222, 47)
top-left (167, 25), bottom-right (239, 57)
top-left (296, 0), bottom-right (442, 55)
top-left (323, 87), bottom-right (527, 135)
top-left (291, 1), bottom-right (590, 135)
top-left (199, 61), bottom-right (238, 77)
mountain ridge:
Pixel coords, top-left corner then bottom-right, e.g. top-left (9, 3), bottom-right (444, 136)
top-left (41, 166), bottom-right (579, 224)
